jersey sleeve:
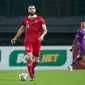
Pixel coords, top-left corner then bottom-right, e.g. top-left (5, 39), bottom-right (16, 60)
top-left (72, 29), bottom-right (80, 45)
top-left (76, 29), bottom-right (81, 37)
top-left (21, 18), bottom-right (26, 26)
top-left (40, 17), bottom-right (45, 25)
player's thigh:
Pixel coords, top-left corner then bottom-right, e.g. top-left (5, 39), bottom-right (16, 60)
top-left (33, 41), bottom-right (41, 57)
top-left (24, 42), bottom-right (33, 54)
top-left (80, 47), bottom-right (85, 55)
top-left (82, 55), bottom-right (85, 60)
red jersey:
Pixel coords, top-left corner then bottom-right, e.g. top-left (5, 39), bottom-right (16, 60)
top-left (22, 16), bottom-right (45, 42)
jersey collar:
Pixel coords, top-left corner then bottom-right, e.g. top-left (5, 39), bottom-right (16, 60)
top-left (28, 14), bottom-right (37, 19)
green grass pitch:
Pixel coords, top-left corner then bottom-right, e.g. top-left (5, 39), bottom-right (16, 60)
top-left (0, 70), bottom-right (85, 85)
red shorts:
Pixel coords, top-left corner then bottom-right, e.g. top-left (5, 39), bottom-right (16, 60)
top-left (24, 40), bottom-right (41, 57)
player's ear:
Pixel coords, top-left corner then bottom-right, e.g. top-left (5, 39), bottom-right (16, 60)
top-left (35, 8), bottom-right (36, 12)
top-left (81, 22), bottom-right (84, 27)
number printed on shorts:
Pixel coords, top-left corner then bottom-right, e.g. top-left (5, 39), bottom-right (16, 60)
top-left (26, 47), bottom-right (29, 50)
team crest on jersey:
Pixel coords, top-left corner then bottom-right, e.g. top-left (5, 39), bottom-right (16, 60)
top-left (34, 20), bottom-right (38, 23)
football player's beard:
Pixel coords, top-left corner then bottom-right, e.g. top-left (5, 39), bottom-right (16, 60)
top-left (29, 12), bottom-right (35, 16)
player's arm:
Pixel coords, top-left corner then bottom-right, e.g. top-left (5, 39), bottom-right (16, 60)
top-left (38, 24), bottom-right (47, 41)
top-left (70, 34), bottom-right (79, 51)
top-left (11, 25), bottom-right (25, 44)
top-left (70, 29), bottom-right (80, 51)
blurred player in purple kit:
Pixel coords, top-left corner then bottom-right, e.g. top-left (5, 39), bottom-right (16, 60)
top-left (68, 22), bottom-right (85, 71)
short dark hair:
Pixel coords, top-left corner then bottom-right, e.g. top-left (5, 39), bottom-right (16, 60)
top-left (29, 4), bottom-right (35, 7)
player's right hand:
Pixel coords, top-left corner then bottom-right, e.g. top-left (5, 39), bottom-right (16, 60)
top-left (10, 38), bottom-right (17, 44)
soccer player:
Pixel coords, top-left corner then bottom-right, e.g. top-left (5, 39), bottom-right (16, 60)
top-left (11, 4), bottom-right (47, 80)
top-left (68, 22), bottom-right (85, 71)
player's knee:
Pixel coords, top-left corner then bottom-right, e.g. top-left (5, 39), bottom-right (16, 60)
top-left (27, 52), bottom-right (32, 60)
top-left (36, 58), bottom-right (39, 63)
top-left (82, 55), bottom-right (85, 60)
top-left (34, 57), bottom-right (39, 63)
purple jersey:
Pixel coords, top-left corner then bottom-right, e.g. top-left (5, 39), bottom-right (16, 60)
top-left (73, 27), bottom-right (85, 55)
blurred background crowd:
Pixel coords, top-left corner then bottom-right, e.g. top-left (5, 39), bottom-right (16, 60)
top-left (0, 0), bottom-right (85, 46)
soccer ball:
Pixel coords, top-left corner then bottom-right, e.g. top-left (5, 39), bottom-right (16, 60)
top-left (19, 73), bottom-right (28, 81)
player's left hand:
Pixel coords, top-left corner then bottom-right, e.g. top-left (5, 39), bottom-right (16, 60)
top-left (69, 46), bottom-right (73, 51)
top-left (69, 45), bottom-right (75, 51)
top-left (38, 34), bottom-right (44, 41)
